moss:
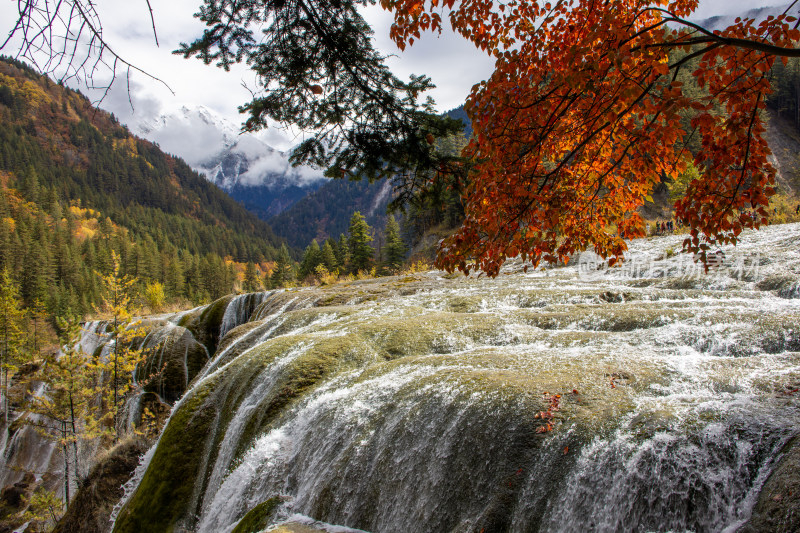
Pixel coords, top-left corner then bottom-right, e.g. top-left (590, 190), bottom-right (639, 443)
top-left (314, 286), bottom-right (393, 307)
top-left (217, 320), bottom-right (264, 355)
top-left (659, 277), bottom-right (704, 290)
top-left (229, 334), bottom-right (380, 462)
top-left (511, 307), bottom-right (691, 332)
top-left (756, 274), bottom-right (797, 292)
top-left (183, 295), bottom-right (234, 353)
top-left (267, 307), bottom-right (355, 339)
top-left (176, 308), bottom-right (202, 328)
top-left (185, 337), bottom-right (210, 383)
top-left (120, 331), bottom-right (383, 528)
top-left (317, 293), bottom-right (349, 307)
top-left (252, 291), bottom-right (309, 319)
top-left (348, 347), bottom-right (669, 442)
top-left (269, 523), bottom-right (330, 532)
top-left (113, 385), bottom-right (216, 533)
top-left (137, 327), bottom-right (209, 403)
top-left (356, 312), bottom-right (507, 358)
top-left (230, 497), bottom-right (282, 533)
top-left (446, 295), bottom-right (482, 313)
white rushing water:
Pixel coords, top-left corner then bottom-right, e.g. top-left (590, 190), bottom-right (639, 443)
top-left (113, 223), bottom-right (800, 533)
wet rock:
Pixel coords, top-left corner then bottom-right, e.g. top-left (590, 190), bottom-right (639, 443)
top-left (739, 436), bottom-right (800, 533)
top-left (125, 392), bottom-right (171, 440)
top-left (99, 223), bottom-right (800, 532)
top-left (136, 325), bottom-right (209, 403)
top-left (756, 274), bottom-right (797, 293)
top-left (778, 282), bottom-right (800, 299)
top-left (0, 471), bottom-right (34, 513)
top-left (52, 438), bottom-right (148, 533)
top-left (182, 295), bottom-right (234, 354)
top-left (599, 291), bottom-right (625, 303)
top-left (231, 497), bottom-right (282, 533)
top-left (270, 523), bottom-right (335, 533)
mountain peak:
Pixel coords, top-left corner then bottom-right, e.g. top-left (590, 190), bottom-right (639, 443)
top-left (132, 103), bottom-right (325, 198)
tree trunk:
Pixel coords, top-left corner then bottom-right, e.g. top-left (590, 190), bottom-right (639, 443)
top-left (114, 313), bottom-right (118, 443)
top-left (69, 394), bottom-right (80, 481)
top-left (3, 367), bottom-right (7, 425)
top-left (2, 321), bottom-right (7, 425)
top-left (62, 422), bottom-right (70, 508)
top-left (0, 363), bottom-right (4, 427)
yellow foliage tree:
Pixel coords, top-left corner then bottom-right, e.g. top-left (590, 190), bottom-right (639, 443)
top-left (0, 268), bottom-right (26, 424)
top-left (91, 251), bottom-right (144, 442)
top-left (27, 317), bottom-right (92, 508)
top-left (144, 281), bottom-right (165, 313)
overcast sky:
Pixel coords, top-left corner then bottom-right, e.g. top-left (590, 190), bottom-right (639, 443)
top-left (0, 0), bottom-right (788, 151)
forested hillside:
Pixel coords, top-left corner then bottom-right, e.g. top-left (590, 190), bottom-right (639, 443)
top-left (269, 179), bottom-right (393, 249)
top-left (0, 56), bottom-right (287, 318)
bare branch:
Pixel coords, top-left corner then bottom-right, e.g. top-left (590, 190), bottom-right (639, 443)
top-left (144, 0), bottom-right (159, 47)
top-left (0, 0), bottom-right (173, 104)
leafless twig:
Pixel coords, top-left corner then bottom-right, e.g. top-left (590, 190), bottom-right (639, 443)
top-left (1, 0), bottom-right (173, 107)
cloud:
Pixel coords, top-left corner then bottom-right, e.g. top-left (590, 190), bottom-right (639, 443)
top-left (236, 142), bottom-right (325, 188)
top-left (690, 0), bottom-right (791, 20)
top-left (149, 115), bottom-right (229, 165)
top-left (360, 5), bottom-right (495, 112)
top-left (99, 78), bottom-right (164, 126)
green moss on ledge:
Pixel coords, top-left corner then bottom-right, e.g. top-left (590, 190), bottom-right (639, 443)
top-left (112, 384), bottom-right (216, 533)
top-left (230, 497), bottom-right (282, 533)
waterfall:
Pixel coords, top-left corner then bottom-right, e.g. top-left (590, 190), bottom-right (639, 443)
top-left (219, 291), bottom-right (272, 340)
top-left (104, 223), bottom-right (800, 531)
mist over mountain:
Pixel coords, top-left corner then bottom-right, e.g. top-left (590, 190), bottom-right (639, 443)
top-left (693, 2), bottom-right (795, 31)
top-left (134, 105), bottom-right (325, 217)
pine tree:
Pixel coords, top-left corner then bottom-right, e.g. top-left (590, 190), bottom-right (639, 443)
top-left (298, 240), bottom-right (322, 280)
top-left (243, 261), bottom-right (261, 293)
top-left (321, 240), bottom-right (338, 273)
top-left (22, 240), bottom-right (53, 307)
top-left (19, 166), bottom-right (41, 204)
top-left (384, 215), bottom-right (407, 274)
top-left (347, 212), bottom-right (374, 274)
top-left (163, 251), bottom-right (185, 299)
top-left (28, 298), bottom-right (47, 354)
top-left (269, 244), bottom-right (294, 289)
top-left (336, 234), bottom-right (349, 269)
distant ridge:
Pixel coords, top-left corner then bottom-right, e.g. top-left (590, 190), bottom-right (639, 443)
top-left (692, 3), bottom-right (796, 32)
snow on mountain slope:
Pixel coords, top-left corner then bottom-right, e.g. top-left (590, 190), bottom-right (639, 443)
top-left (133, 104), bottom-right (325, 217)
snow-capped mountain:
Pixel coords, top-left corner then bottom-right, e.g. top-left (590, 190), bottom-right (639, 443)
top-left (134, 105), bottom-right (326, 217)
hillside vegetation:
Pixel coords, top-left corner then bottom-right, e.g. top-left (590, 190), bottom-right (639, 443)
top-left (0, 56), bottom-right (287, 318)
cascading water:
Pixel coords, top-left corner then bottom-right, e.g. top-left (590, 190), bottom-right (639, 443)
top-left (219, 292), bottom-right (273, 340)
top-left (110, 223), bottom-right (800, 532)
top-left (194, 293), bottom-right (307, 383)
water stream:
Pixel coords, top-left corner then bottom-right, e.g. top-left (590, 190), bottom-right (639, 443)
top-left (67, 226), bottom-right (800, 531)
